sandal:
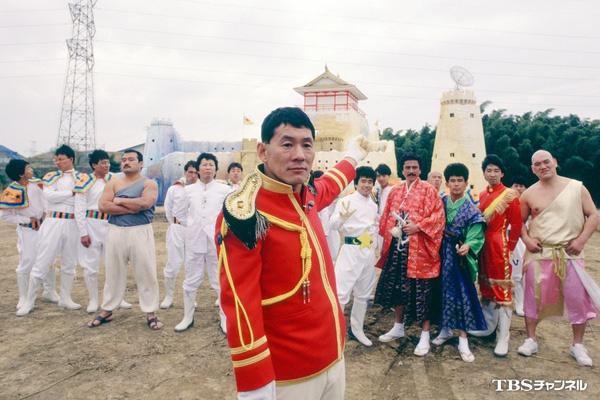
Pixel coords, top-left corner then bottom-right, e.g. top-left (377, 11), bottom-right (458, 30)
top-left (88, 312), bottom-right (113, 328)
top-left (147, 316), bottom-right (163, 331)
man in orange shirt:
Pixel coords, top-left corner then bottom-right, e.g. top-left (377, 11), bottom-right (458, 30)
top-left (217, 107), bottom-right (381, 399)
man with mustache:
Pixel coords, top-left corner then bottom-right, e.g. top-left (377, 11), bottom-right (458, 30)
top-left (216, 107), bottom-right (377, 399)
top-left (517, 150), bottom-right (599, 366)
top-left (468, 154), bottom-right (522, 357)
top-left (375, 154), bottom-right (445, 357)
top-left (74, 149), bottom-right (132, 313)
top-left (88, 149), bottom-right (162, 330)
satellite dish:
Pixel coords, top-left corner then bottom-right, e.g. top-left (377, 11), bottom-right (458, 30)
top-left (450, 65), bottom-right (474, 89)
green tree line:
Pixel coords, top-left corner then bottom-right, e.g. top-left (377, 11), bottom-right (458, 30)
top-left (380, 106), bottom-right (600, 205)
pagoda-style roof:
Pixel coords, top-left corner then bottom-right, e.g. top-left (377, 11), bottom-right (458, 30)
top-left (294, 66), bottom-right (367, 100)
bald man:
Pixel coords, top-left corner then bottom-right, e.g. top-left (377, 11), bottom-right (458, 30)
top-left (427, 171), bottom-right (444, 197)
top-left (518, 150), bottom-right (599, 366)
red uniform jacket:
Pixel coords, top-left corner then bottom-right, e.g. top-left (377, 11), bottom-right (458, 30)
top-left (216, 161), bottom-right (356, 392)
top-left (377, 178), bottom-right (444, 279)
top-left (478, 183), bottom-right (522, 304)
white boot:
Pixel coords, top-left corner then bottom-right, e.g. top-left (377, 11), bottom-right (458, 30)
top-left (378, 322), bottom-right (405, 342)
top-left (468, 301), bottom-right (499, 337)
top-left (83, 273), bottom-right (99, 313)
top-left (42, 267), bottom-right (59, 303)
top-left (494, 306), bottom-right (512, 357)
top-left (350, 300), bottom-right (372, 347)
top-left (16, 273), bottom-right (29, 310)
top-left (458, 336), bottom-right (475, 363)
top-left (513, 281), bottom-right (524, 317)
top-left (16, 276), bottom-right (42, 316)
top-left (174, 290), bottom-right (196, 332)
top-left (414, 330), bottom-right (431, 356)
top-left (58, 273), bottom-right (81, 310)
top-left (160, 277), bottom-right (176, 309)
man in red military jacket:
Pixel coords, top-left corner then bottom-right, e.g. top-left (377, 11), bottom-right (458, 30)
top-left (217, 107), bottom-right (383, 399)
top-left (469, 154), bottom-right (522, 357)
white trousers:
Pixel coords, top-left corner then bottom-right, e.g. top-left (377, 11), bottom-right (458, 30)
top-left (30, 218), bottom-right (78, 279)
top-left (78, 218), bottom-right (109, 276)
top-left (163, 223), bottom-right (185, 279)
top-left (101, 224), bottom-right (159, 313)
top-left (335, 245), bottom-right (376, 306)
top-left (276, 359), bottom-right (345, 400)
top-left (15, 226), bottom-right (39, 274)
top-left (183, 239), bottom-right (219, 293)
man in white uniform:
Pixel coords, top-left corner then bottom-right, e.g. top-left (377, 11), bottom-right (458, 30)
top-left (75, 149), bottom-right (131, 313)
top-left (160, 160), bottom-right (198, 309)
top-left (1, 159), bottom-right (45, 310)
top-left (227, 162), bottom-right (243, 190)
top-left (510, 176), bottom-right (528, 316)
top-left (17, 145), bottom-right (82, 316)
top-left (175, 152), bottom-right (232, 332)
top-left (330, 166), bottom-right (379, 346)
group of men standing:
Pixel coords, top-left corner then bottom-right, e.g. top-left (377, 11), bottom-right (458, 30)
top-left (2, 106), bottom-right (599, 400)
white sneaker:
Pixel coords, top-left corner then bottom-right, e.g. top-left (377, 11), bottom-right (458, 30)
top-left (517, 338), bottom-right (538, 356)
top-left (414, 331), bottom-right (430, 356)
top-left (378, 323), bottom-right (405, 343)
top-left (570, 344), bottom-right (593, 367)
top-left (459, 347), bottom-right (475, 363)
top-left (432, 328), bottom-right (454, 346)
top-left (414, 342), bottom-right (430, 356)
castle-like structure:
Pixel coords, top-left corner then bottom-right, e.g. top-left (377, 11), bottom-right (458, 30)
top-left (430, 88), bottom-right (487, 198)
top-left (143, 67), bottom-right (396, 203)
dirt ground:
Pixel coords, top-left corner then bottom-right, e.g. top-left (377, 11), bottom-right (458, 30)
top-left (1, 213), bottom-right (599, 400)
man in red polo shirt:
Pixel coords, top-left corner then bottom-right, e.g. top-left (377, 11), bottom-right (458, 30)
top-left (217, 107), bottom-right (381, 399)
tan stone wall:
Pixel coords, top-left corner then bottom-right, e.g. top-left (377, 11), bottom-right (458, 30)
top-left (431, 89), bottom-right (487, 198)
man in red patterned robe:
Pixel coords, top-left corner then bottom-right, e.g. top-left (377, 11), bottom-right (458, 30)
top-left (469, 154), bottom-right (522, 357)
top-left (375, 154), bottom-right (445, 357)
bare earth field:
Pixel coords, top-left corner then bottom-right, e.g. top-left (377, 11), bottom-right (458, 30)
top-left (1, 214), bottom-right (599, 399)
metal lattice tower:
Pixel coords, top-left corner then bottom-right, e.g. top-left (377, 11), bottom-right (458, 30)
top-left (57, 0), bottom-right (97, 151)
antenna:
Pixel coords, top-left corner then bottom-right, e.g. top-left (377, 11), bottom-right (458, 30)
top-left (450, 65), bottom-right (474, 90)
top-left (56, 0), bottom-right (97, 151)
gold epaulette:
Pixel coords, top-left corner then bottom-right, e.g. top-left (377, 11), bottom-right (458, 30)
top-left (0, 182), bottom-right (28, 209)
top-left (41, 170), bottom-right (62, 186)
top-left (222, 171), bottom-right (269, 249)
top-left (73, 172), bottom-right (95, 193)
top-left (483, 188), bottom-right (519, 222)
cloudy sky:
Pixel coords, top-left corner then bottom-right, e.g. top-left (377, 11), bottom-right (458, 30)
top-left (1, 0), bottom-right (599, 156)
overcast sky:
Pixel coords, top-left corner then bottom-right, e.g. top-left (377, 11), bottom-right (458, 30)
top-left (1, 0), bottom-right (599, 156)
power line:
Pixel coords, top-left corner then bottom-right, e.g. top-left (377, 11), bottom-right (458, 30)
top-left (94, 39), bottom-right (599, 81)
top-left (101, 26), bottom-right (600, 70)
top-left (0, 23), bottom-right (68, 28)
top-left (156, 0), bottom-right (600, 40)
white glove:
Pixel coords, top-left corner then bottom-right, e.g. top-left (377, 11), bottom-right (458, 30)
top-left (344, 136), bottom-right (387, 163)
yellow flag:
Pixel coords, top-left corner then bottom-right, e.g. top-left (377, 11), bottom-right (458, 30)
top-left (243, 115), bottom-right (254, 125)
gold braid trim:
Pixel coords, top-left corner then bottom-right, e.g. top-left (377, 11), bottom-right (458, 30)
top-left (258, 211), bottom-right (312, 306)
top-left (482, 188), bottom-right (518, 222)
top-left (230, 336), bottom-right (268, 355)
top-left (487, 278), bottom-right (515, 289)
top-left (218, 220), bottom-right (256, 352)
top-left (232, 349), bottom-right (271, 368)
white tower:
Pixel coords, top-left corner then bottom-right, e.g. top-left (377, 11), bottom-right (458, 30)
top-left (431, 66), bottom-right (487, 199)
